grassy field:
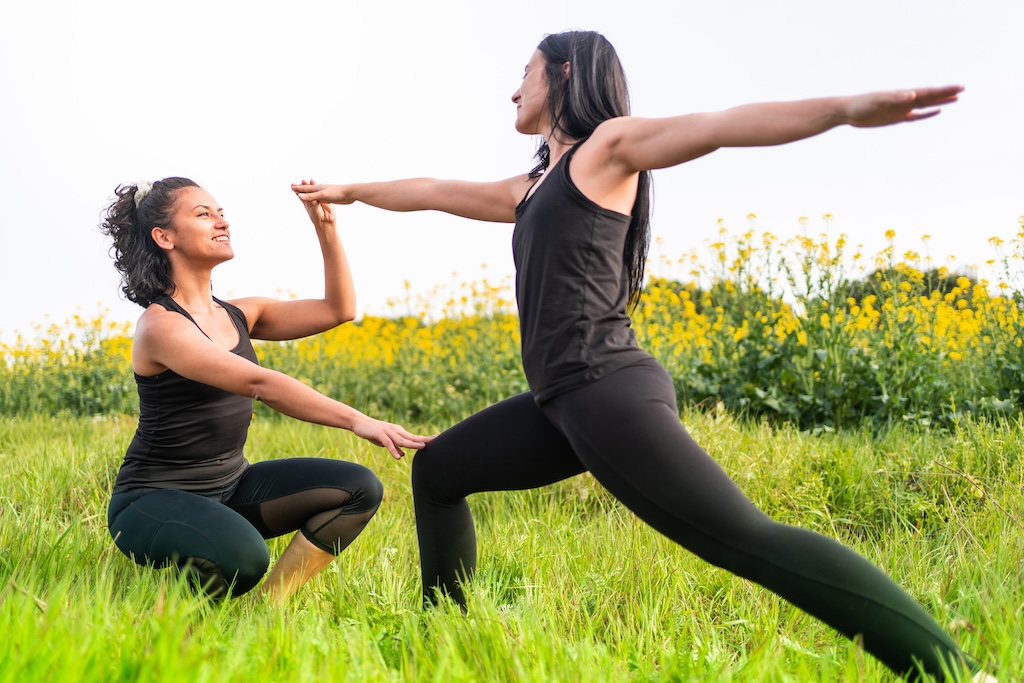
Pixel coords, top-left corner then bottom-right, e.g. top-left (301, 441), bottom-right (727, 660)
top-left (1, 413), bottom-right (1021, 682)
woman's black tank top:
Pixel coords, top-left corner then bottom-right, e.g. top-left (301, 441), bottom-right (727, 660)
top-left (112, 295), bottom-right (256, 493)
top-left (512, 140), bottom-right (650, 404)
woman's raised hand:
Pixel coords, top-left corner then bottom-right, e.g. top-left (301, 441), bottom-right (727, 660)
top-left (844, 85), bottom-right (963, 128)
top-left (293, 179), bottom-right (338, 229)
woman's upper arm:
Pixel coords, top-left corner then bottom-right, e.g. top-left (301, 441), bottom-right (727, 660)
top-left (230, 297), bottom-right (351, 342)
top-left (135, 309), bottom-right (266, 395)
top-left (599, 115), bottom-right (721, 174)
top-left (603, 97), bottom-right (862, 173)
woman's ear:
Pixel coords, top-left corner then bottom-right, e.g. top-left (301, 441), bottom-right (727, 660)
top-left (563, 61), bottom-right (570, 82)
top-left (151, 227), bottom-right (174, 251)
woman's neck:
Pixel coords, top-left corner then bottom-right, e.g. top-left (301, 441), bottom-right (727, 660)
top-left (544, 128), bottom-right (579, 170)
top-left (167, 268), bottom-right (217, 313)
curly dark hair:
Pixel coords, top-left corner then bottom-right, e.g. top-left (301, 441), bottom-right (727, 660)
top-left (99, 177), bottom-right (199, 306)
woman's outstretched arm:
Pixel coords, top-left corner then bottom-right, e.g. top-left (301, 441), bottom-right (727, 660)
top-left (291, 175), bottom-right (535, 224)
top-left (595, 86), bottom-right (964, 173)
top-left (134, 306), bottom-right (432, 458)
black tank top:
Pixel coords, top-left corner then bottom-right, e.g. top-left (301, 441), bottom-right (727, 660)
top-left (512, 140), bottom-right (650, 403)
top-left (112, 295), bottom-right (256, 493)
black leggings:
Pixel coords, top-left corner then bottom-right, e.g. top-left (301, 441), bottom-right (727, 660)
top-left (412, 357), bottom-right (971, 679)
top-left (108, 458), bottom-right (383, 597)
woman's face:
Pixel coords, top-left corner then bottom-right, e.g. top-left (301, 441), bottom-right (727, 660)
top-left (511, 50), bottom-right (551, 135)
top-left (156, 186), bottom-right (233, 264)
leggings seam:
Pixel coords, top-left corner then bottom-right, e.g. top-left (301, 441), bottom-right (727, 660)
top-left (303, 504), bottom-right (379, 555)
top-left (234, 483), bottom-right (357, 506)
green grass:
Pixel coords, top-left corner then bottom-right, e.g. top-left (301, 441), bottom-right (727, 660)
top-left (1, 413), bottom-right (1021, 682)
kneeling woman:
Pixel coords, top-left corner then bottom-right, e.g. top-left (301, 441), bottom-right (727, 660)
top-left (101, 177), bottom-right (431, 603)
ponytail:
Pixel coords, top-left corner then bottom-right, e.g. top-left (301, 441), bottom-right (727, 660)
top-left (99, 177), bottom-right (198, 306)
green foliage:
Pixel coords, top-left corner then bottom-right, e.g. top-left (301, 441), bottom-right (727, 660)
top-left (0, 315), bottom-right (137, 417)
top-left (636, 221), bottom-right (1024, 430)
top-left (4, 222), bottom-right (1024, 433)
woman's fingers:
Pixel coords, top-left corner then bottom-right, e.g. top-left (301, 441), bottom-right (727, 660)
top-left (292, 181), bottom-right (324, 202)
top-left (847, 85), bottom-right (963, 128)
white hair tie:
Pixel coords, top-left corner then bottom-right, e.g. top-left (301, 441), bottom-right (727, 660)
top-left (133, 181), bottom-right (154, 208)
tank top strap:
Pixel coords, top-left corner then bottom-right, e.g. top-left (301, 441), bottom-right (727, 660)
top-left (213, 297), bottom-right (251, 337)
top-left (149, 294), bottom-right (250, 344)
top-left (150, 294), bottom-right (200, 328)
top-left (564, 136), bottom-right (590, 161)
top-left (520, 136), bottom-right (594, 208)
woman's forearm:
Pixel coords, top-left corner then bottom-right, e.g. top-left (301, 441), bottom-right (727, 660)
top-left (245, 367), bottom-right (431, 458)
top-left (314, 221), bottom-right (356, 322)
top-left (705, 96), bottom-right (851, 148)
top-left (294, 176), bottom-right (527, 223)
top-left (345, 178), bottom-right (461, 212)
top-left (250, 368), bottom-right (365, 430)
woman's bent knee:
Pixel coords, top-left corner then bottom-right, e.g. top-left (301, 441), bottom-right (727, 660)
top-left (363, 468), bottom-right (384, 510)
top-left (107, 488), bottom-right (271, 598)
top-left (176, 542), bottom-right (270, 598)
top-left (345, 464), bottom-right (383, 513)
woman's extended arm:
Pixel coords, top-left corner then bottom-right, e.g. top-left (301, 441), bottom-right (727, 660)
top-left (291, 175), bottom-right (535, 224)
top-left (595, 86), bottom-right (963, 174)
top-left (233, 182), bottom-right (356, 341)
top-left (135, 308), bottom-right (432, 458)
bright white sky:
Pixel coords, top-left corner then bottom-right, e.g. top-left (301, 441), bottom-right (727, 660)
top-left (1, 0), bottom-right (1021, 342)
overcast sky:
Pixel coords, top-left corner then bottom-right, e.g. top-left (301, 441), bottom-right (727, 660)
top-left (1, 0), bottom-right (1021, 342)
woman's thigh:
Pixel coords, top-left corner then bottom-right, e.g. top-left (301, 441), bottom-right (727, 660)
top-left (107, 488), bottom-right (270, 595)
top-left (542, 360), bottom-right (772, 566)
top-left (412, 392), bottom-right (587, 502)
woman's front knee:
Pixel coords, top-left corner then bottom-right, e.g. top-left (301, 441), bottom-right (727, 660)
top-left (411, 446), bottom-right (468, 508)
top-left (411, 448), bottom-right (439, 496)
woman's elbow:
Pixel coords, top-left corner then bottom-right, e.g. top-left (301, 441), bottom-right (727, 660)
top-left (334, 302), bottom-right (357, 326)
top-left (244, 372), bottom-right (274, 403)
top-left (318, 298), bottom-right (356, 329)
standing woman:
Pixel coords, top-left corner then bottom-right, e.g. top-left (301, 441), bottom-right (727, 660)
top-left (293, 32), bottom-right (991, 680)
top-left (101, 177), bottom-right (431, 604)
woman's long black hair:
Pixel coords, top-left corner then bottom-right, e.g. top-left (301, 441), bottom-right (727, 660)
top-left (530, 30), bottom-right (652, 309)
top-left (99, 177), bottom-right (198, 307)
